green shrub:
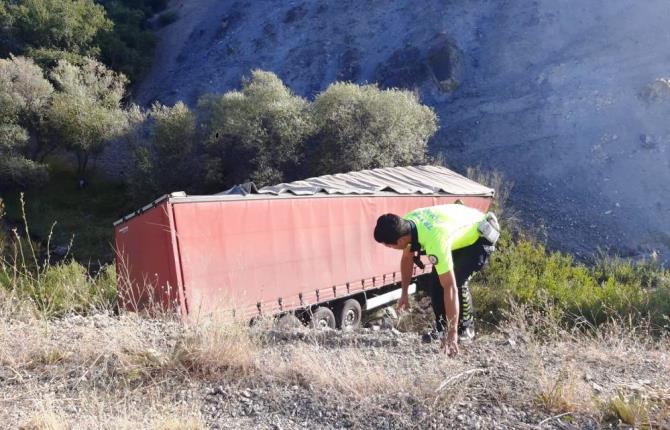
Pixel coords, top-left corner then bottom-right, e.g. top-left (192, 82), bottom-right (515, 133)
top-left (0, 56), bottom-right (52, 189)
top-left (309, 82), bottom-right (437, 175)
top-left (0, 195), bottom-right (117, 317)
top-left (48, 58), bottom-right (129, 178)
top-left (0, 155), bottom-right (48, 189)
top-left (0, 259), bottom-right (117, 317)
top-left (96, 1), bottom-right (157, 83)
top-left (0, 0), bottom-right (112, 58)
top-left (201, 70), bottom-right (313, 187)
top-left (472, 235), bottom-right (670, 332)
top-left (34, 260), bottom-right (94, 314)
top-left (127, 102), bottom-right (199, 200)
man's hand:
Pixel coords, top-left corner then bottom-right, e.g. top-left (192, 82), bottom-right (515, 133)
top-left (442, 330), bottom-right (459, 357)
top-left (397, 291), bottom-right (410, 312)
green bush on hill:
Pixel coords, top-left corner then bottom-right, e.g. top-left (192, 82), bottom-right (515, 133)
top-left (1, 0), bottom-right (161, 85)
top-left (1, 55), bottom-right (133, 189)
top-left (472, 236), bottom-right (670, 332)
top-left (132, 70), bottom-right (441, 196)
top-left (128, 101), bottom-right (199, 200)
top-left (48, 58), bottom-right (129, 179)
top-left (200, 70), bottom-right (314, 187)
top-left (0, 56), bottom-right (52, 189)
top-left (466, 168), bottom-right (669, 333)
top-left (310, 82), bottom-right (438, 175)
top-left (96, 0), bottom-right (160, 83)
top-left (0, 0), bottom-right (112, 64)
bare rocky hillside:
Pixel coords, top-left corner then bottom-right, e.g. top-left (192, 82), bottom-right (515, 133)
top-left (134, 0), bottom-right (670, 261)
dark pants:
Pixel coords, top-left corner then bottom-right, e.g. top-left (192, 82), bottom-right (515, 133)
top-left (425, 238), bottom-right (491, 333)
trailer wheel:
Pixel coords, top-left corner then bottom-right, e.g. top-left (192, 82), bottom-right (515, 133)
top-left (337, 299), bottom-right (362, 330)
top-left (309, 306), bottom-right (336, 330)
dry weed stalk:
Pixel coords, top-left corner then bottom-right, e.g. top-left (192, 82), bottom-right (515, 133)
top-left (267, 345), bottom-right (410, 397)
top-left (534, 365), bottom-right (590, 415)
top-left (19, 409), bottom-right (69, 430)
top-left (171, 319), bottom-right (260, 379)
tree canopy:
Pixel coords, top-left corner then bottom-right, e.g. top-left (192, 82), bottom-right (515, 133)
top-left (127, 70), bottom-right (439, 196)
top-left (310, 82), bottom-right (438, 175)
top-left (0, 55), bottom-right (51, 188)
top-left (201, 70), bottom-right (314, 187)
top-left (0, 0), bottom-right (112, 61)
top-left (47, 59), bottom-right (128, 178)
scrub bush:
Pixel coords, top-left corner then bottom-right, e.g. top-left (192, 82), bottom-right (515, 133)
top-left (48, 58), bottom-right (129, 179)
top-left (201, 70), bottom-right (313, 187)
top-left (96, 0), bottom-right (160, 83)
top-left (0, 56), bottom-right (52, 189)
top-left (309, 82), bottom-right (438, 175)
top-left (127, 102), bottom-right (199, 200)
top-left (0, 195), bottom-right (117, 317)
top-left (0, 0), bottom-right (112, 59)
top-left (472, 236), bottom-right (670, 332)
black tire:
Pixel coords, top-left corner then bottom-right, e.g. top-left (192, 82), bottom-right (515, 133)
top-left (309, 306), bottom-right (336, 329)
top-left (336, 298), bottom-right (362, 330)
top-left (275, 312), bottom-right (303, 330)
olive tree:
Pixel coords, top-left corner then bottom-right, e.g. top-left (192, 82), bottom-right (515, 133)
top-left (0, 55), bottom-right (54, 160)
top-left (310, 83), bottom-right (438, 175)
top-left (47, 59), bottom-right (127, 179)
top-left (0, 104), bottom-right (37, 189)
top-left (128, 102), bottom-right (198, 200)
top-left (0, 0), bottom-right (112, 60)
top-left (0, 60), bottom-right (49, 189)
top-left (201, 70), bottom-right (314, 187)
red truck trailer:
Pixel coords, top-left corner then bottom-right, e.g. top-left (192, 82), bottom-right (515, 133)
top-left (113, 165), bottom-right (494, 326)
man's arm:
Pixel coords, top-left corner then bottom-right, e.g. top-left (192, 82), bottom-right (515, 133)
top-left (397, 247), bottom-right (413, 311)
top-left (438, 270), bottom-right (459, 356)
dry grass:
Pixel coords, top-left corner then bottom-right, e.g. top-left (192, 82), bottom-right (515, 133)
top-left (264, 344), bottom-right (440, 399)
top-left (15, 394), bottom-right (208, 430)
top-left (19, 409), bottom-right (68, 430)
top-left (171, 320), bottom-right (260, 379)
top-left (1, 294), bottom-right (669, 428)
top-left (534, 365), bottom-right (591, 415)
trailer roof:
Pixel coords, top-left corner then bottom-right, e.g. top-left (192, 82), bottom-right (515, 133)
top-left (226, 165), bottom-right (495, 197)
top-left (114, 165), bottom-right (494, 226)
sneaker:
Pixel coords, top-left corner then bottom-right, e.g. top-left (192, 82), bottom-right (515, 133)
top-left (458, 326), bottom-right (476, 342)
top-left (421, 330), bottom-right (443, 344)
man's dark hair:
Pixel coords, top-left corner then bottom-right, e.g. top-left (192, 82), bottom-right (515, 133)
top-left (374, 214), bottom-right (410, 245)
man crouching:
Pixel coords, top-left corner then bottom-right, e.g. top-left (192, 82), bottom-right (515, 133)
top-left (373, 204), bottom-right (498, 357)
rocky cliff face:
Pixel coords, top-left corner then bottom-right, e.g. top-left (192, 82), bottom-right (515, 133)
top-left (135, 0), bottom-right (670, 260)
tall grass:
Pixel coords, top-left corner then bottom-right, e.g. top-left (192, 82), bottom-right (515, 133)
top-left (0, 195), bottom-right (116, 317)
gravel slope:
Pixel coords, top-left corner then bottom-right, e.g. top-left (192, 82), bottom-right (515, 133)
top-left (2, 311), bottom-right (668, 429)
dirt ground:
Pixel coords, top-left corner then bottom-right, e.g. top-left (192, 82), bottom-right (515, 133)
top-left (2, 306), bottom-right (668, 429)
top-left (125, 0), bottom-right (670, 263)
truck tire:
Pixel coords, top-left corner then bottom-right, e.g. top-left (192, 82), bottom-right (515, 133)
top-left (309, 306), bottom-right (336, 329)
top-left (337, 298), bottom-right (362, 330)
